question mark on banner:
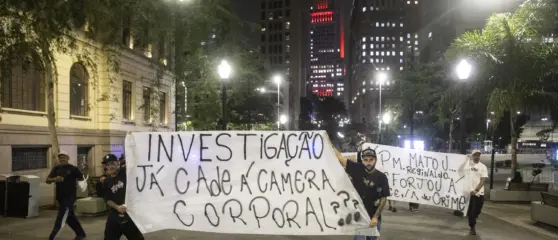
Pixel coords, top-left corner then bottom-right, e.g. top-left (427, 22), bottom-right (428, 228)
top-left (330, 202), bottom-right (340, 214)
top-left (337, 191), bottom-right (350, 207)
top-left (352, 199), bottom-right (359, 209)
top-left (352, 199), bottom-right (361, 222)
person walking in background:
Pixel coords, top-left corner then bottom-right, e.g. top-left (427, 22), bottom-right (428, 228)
top-left (388, 200), bottom-right (397, 212)
top-left (46, 151), bottom-right (87, 240)
top-left (467, 149), bottom-right (488, 235)
top-left (530, 168), bottom-right (542, 183)
top-left (334, 145), bottom-right (390, 240)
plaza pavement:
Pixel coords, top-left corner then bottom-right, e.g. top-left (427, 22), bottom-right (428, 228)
top-left (0, 202), bottom-right (557, 240)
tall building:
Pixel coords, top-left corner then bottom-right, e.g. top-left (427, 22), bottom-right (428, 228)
top-left (259, 0), bottom-right (308, 129)
top-left (307, 0), bottom-right (351, 101)
top-left (346, 0), bottom-right (451, 134)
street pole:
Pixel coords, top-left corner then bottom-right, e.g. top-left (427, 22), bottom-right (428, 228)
top-left (378, 81), bottom-right (382, 143)
top-left (221, 82), bottom-right (227, 130)
top-left (459, 86), bottom-right (466, 155)
top-left (490, 127), bottom-right (496, 189)
top-left (277, 82), bottom-right (280, 130)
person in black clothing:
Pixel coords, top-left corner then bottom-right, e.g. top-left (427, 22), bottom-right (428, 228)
top-left (334, 146), bottom-right (390, 240)
top-left (46, 151), bottom-right (87, 240)
top-left (102, 154), bottom-right (144, 240)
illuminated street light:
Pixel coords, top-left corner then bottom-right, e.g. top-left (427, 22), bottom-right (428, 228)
top-left (456, 59), bottom-right (472, 81)
top-left (218, 60), bottom-right (232, 80)
top-left (279, 114), bottom-right (288, 125)
top-left (382, 111), bottom-right (392, 124)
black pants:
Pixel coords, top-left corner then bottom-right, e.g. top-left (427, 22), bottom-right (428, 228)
top-left (104, 211), bottom-right (144, 240)
top-left (49, 198), bottom-right (86, 240)
top-left (467, 195), bottom-right (485, 229)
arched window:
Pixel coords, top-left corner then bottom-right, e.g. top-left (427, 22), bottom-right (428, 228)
top-left (69, 63), bottom-right (89, 116)
top-left (2, 60), bottom-right (45, 111)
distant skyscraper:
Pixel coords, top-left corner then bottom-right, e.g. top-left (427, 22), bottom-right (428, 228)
top-left (307, 0), bottom-right (350, 101)
top-left (259, 0), bottom-right (308, 129)
top-left (347, 0), bottom-right (448, 126)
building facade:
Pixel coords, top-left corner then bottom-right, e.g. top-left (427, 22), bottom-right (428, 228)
top-left (259, 0), bottom-right (309, 129)
top-left (0, 29), bottom-right (175, 205)
top-left (307, 0), bottom-right (351, 101)
top-left (347, 0), bottom-right (449, 129)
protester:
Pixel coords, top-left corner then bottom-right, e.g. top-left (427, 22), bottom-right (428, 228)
top-left (45, 151), bottom-right (87, 240)
top-left (334, 145), bottom-right (390, 240)
top-left (95, 160), bottom-right (109, 198)
top-left (467, 149), bottom-right (488, 236)
top-left (530, 168), bottom-right (542, 183)
top-left (102, 154), bottom-right (144, 240)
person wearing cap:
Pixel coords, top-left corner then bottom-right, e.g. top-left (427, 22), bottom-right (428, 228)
top-left (467, 149), bottom-right (488, 235)
top-left (334, 145), bottom-right (390, 240)
top-left (102, 154), bottom-right (144, 239)
top-left (45, 151), bottom-right (87, 240)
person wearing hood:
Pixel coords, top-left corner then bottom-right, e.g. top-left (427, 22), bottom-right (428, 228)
top-left (334, 145), bottom-right (390, 240)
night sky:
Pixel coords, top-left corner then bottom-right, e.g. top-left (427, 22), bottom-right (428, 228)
top-left (231, 0), bottom-right (260, 23)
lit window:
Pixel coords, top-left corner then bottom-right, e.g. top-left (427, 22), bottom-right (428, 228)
top-left (363, 7), bottom-right (366, 12)
top-left (407, 1), bottom-right (410, 3)
top-left (400, 66), bottom-right (404, 70)
top-left (376, 22), bottom-right (379, 27)
top-left (362, 52), bottom-right (366, 56)
top-left (381, 23), bottom-right (385, 27)
top-left (362, 44), bottom-right (366, 49)
top-left (400, 36), bottom-right (403, 41)
top-left (392, 23), bottom-right (396, 27)
top-left (400, 59), bottom-right (403, 63)
top-left (376, 58), bottom-right (379, 63)
top-left (392, 51), bottom-right (395, 55)
top-left (376, 37), bottom-right (379, 41)
top-left (381, 51), bottom-right (384, 56)
top-left (371, 51), bottom-right (375, 56)
top-left (429, 32), bottom-right (433, 38)
top-left (370, 44), bottom-right (374, 49)
top-left (261, 28), bottom-right (266, 32)
top-left (387, 66), bottom-right (390, 70)
top-left (286, 22), bottom-right (290, 29)
top-left (381, 36), bottom-right (385, 41)
top-left (400, 51), bottom-right (403, 56)
top-left (400, 23), bottom-right (403, 27)
top-left (415, 34), bottom-right (418, 38)
top-left (407, 33), bottom-right (411, 38)
top-left (387, 52), bottom-right (390, 56)
top-left (415, 1), bottom-right (418, 4)
top-left (415, 40), bottom-right (418, 45)
top-left (376, 51), bottom-right (379, 55)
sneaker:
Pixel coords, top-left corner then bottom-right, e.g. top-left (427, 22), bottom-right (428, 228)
top-left (469, 229), bottom-right (476, 235)
top-left (392, 207), bottom-right (397, 212)
top-left (388, 206), bottom-right (393, 211)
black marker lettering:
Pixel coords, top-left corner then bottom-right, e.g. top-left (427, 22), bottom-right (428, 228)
top-left (173, 200), bottom-right (194, 226)
top-left (175, 167), bottom-right (190, 194)
top-left (199, 133), bottom-right (212, 162)
top-left (158, 134), bottom-right (174, 162)
top-left (215, 133), bottom-right (232, 161)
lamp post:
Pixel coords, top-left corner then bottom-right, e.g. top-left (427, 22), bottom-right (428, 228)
top-left (453, 59), bottom-right (471, 217)
top-left (273, 75), bottom-right (282, 130)
top-left (377, 72), bottom-right (388, 142)
top-left (456, 59), bottom-right (472, 155)
top-left (279, 114), bottom-right (288, 130)
top-left (380, 111), bottom-right (392, 144)
top-left (218, 60), bottom-right (231, 130)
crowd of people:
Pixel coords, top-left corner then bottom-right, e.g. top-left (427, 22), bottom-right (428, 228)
top-left (45, 144), bottom-right (489, 239)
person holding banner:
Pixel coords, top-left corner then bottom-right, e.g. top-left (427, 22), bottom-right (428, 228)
top-left (102, 154), bottom-right (145, 240)
top-left (335, 146), bottom-right (390, 240)
top-left (467, 150), bottom-right (488, 236)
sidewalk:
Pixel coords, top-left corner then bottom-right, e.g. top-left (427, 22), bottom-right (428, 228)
top-left (481, 201), bottom-right (558, 239)
top-left (1, 203), bottom-right (557, 240)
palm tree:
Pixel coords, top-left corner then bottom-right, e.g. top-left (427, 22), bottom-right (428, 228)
top-left (447, 0), bottom-right (558, 174)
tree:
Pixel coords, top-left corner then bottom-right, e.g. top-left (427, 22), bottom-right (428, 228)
top-left (447, 0), bottom-right (558, 173)
top-left (392, 62), bottom-right (447, 149)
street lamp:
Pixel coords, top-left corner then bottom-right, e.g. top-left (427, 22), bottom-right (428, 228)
top-left (218, 60), bottom-right (232, 130)
top-left (279, 114), bottom-right (288, 130)
top-left (376, 72), bottom-right (388, 142)
top-left (382, 111), bottom-right (392, 124)
top-left (455, 59), bottom-right (471, 155)
top-left (274, 75), bottom-right (282, 129)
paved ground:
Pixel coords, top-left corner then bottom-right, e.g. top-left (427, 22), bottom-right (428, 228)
top-left (0, 202), bottom-right (557, 240)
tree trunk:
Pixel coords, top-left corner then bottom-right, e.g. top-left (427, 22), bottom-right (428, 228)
top-left (509, 112), bottom-right (518, 175)
top-left (448, 120), bottom-right (454, 152)
top-left (47, 80), bottom-right (60, 157)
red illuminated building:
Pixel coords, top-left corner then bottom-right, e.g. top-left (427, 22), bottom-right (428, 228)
top-left (307, 0), bottom-right (348, 99)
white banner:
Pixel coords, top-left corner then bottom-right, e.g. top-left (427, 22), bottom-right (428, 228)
top-left (343, 144), bottom-right (472, 212)
top-left (125, 131), bottom-right (375, 236)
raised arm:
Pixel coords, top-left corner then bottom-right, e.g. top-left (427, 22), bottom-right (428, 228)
top-left (332, 147), bottom-right (348, 169)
